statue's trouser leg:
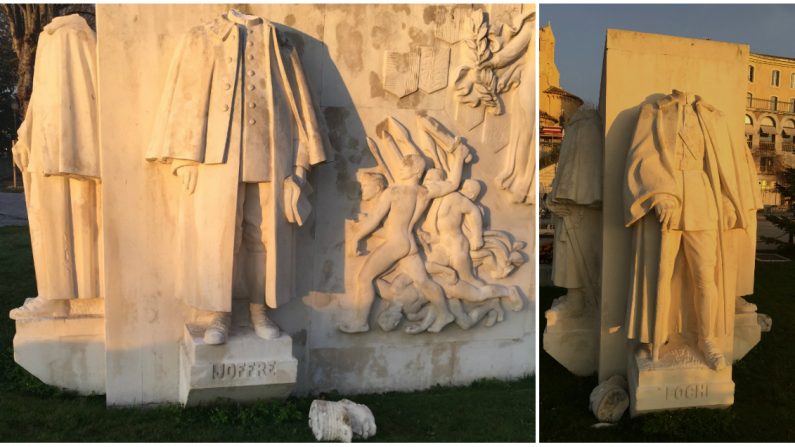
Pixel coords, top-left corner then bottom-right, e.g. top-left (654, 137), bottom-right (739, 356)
top-left (69, 177), bottom-right (100, 299)
top-left (654, 230), bottom-right (683, 360)
top-left (681, 230), bottom-right (719, 341)
top-left (235, 182), bottom-right (271, 306)
top-left (27, 172), bottom-right (77, 300)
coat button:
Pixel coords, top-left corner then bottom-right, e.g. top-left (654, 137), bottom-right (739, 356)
top-left (248, 40), bottom-right (254, 46)
top-left (249, 102), bottom-right (256, 109)
top-left (224, 83), bottom-right (231, 90)
top-left (248, 84), bottom-right (255, 91)
top-left (249, 55), bottom-right (254, 61)
top-left (247, 70), bottom-right (255, 76)
top-left (228, 57), bottom-right (233, 63)
top-left (223, 104), bottom-right (229, 112)
top-left (249, 119), bottom-right (256, 125)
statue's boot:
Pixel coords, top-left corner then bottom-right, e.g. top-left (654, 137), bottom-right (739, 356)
top-left (698, 338), bottom-right (727, 371)
top-left (203, 311), bottom-right (231, 345)
top-left (9, 297), bottom-right (69, 320)
top-left (735, 296), bottom-right (757, 314)
top-left (250, 303), bottom-right (281, 340)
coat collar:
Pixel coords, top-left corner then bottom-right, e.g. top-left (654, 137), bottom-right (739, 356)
top-left (658, 89), bottom-right (716, 113)
top-left (44, 14), bottom-right (88, 34)
top-left (208, 9), bottom-right (268, 41)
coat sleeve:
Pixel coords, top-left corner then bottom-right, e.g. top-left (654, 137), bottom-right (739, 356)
top-left (278, 39), bottom-right (327, 171)
top-left (624, 103), bottom-right (680, 227)
top-left (146, 26), bottom-right (213, 164)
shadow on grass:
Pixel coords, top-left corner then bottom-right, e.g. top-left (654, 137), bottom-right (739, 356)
top-left (539, 259), bottom-right (795, 442)
top-left (0, 226), bottom-right (533, 442)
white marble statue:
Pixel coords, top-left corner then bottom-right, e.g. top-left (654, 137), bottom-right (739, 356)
top-left (146, 9), bottom-right (326, 344)
top-left (342, 115), bottom-right (526, 334)
top-left (624, 90), bottom-right (762, 369)
top-left (10, 14), bottom-right (102, 320)
top-left (545, 107), bottom-right (603, 321)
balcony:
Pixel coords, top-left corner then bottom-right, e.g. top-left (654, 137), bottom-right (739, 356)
top-left (758, 142), bottom-right (777, 153)
top-left (748, 98), bottom-right (795, 113)
top-left (783, 142), bottom-right (795, 153)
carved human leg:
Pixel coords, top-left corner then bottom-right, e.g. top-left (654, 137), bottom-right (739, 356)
top-left (682, 230), bottom-right (726, 370)
top-left (340, 241), bottom-right (409, 333)
top-left (399, 254), bottom-right (455, 333)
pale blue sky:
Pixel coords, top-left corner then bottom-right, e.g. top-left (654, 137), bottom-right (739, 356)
top-left (540, 4), bottom-right (795, 105)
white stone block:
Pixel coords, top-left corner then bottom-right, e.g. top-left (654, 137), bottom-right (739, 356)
top-left (179, 324), bottom-right (297, 406)
top-left (628, 346), bottom-right (734, 416)
top-left (13, 314), bottom-right (105, 395)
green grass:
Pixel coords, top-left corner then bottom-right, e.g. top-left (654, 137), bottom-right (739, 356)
top-left (539, 260), bottom-right (795, 442)
top-left (0, 225), bottom-right (533, 442)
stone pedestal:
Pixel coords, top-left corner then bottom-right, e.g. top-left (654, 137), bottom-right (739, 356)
top-left (733, 312), bottom-right (762, 362)
top-left (12, 298), bottom-right (106, 395)
top-left (179, 323), bottom-right (297, 406)
top-left (628, 344), bottom-right (734, 416)
top-left (543, 298), bottom-right (598, 376)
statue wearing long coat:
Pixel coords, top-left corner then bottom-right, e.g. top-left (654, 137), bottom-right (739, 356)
top-left (623, 91), bottom-right (761, 355)
top-left (147, 12), bottom-right (326, 312)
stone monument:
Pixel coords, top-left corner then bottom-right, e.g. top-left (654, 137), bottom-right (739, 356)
top-left (9, 14), bottom-right (105, 395)
top-left (8, 4), bottom-right (535, 406)
top-left (543, 106), bottom-right (603, 376)
top-left (598, 29), bottom-right (766, 416)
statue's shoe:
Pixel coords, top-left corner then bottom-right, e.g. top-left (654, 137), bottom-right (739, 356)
top-left (698, 338), bottom-right (727, 371)
top-left (203, 312), bottom-right (231, 345)
top-left (250, 303), bottom-right (280, 340)
top-left (9, 297), bottom-right (68, 320)
top-left (736, 296), bottom-right (757, 314)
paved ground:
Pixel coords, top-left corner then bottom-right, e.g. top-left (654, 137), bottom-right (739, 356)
top-left (0, 192), bottom-right (26, 226)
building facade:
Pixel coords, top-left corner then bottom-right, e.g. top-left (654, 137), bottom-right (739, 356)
top-left (746, 52), bottom-right (795, 206)
top-left (539, 23), bottom-right (583, 163)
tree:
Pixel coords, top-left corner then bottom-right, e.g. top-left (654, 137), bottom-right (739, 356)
top-left (764, 167), bottom-right (795, 247)
top-left (0, 5), bottom-right (94, 117)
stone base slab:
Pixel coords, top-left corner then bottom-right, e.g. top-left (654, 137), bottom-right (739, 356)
top-left (543, 298), bottom-right (598, 376)
top-left (733, 312), bottom-right (762, 362)
top-left (628, 345), bottom-right (734, 416)
top-left (179, 324), bottom-right (297, 406)
top-left (13, 314), bottom-right (105, 395)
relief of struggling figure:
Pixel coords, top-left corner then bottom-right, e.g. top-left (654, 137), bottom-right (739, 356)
top-left (624, 90), bottom-right (762, 369)
top-left (147, 9), bottom-right (326, 344)
top-left (10, 15), bottom-right (102, 320)
top-left (341, 115), bottom-right (526, 334)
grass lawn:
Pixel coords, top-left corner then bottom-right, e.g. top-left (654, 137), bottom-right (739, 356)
top-left (0, 226), bottom-right (534, 442)
top-left (539, 259), bottom-right (795, 442)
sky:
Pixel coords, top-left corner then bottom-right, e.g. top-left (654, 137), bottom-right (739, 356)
top-left (540, 4), bottom-right (795, 105)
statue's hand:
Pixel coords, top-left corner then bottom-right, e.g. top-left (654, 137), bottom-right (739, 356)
top-left (653, 196), bottom-right (678, 230)
top-left (349, 236), bottom-right (363, 257)
top-left (175, 163), bottom-right (198, 194)
top-left (723, 199), bottom-right (738, 229)
top-left (11, 144), bottom-right (29, 171)
top-left (284, 175), bottom-right (312, 226)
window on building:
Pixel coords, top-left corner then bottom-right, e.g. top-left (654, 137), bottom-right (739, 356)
top-left (771, 96), bottom-right (779, 111)
top-left (791, 98), bottom-right (795, 113)
top-left (791, 73), bottom-right (795, 88)
top-left (773, 70), bottom-right (781, 86)
top-left (747, 92), bottom-right (753, 107)
top-left (745, 114), bottom-right (753, 125)
top-left (749, 65), bottom-right (755, 82)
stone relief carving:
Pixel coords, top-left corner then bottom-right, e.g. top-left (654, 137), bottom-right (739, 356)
top-left (418, 46), bottom-right (451, 94)
top-left (9, 14), bottom-right (102, 320)
top-left (146, 9), bottom-right (327, 345)
top-left (624, 90), bottom-right (763, 370)
top-left (382, 51), bottom-right (420, 98)
top-left (340, 115), bottom-right (526, 334)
